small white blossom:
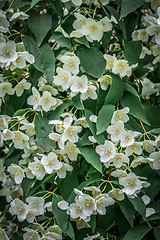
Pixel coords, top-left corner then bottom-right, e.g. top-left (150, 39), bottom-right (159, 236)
top-left (112, 60), bottom-right (132, 77)
top-left (8, 164), bottom-right (24, 184)
top-left (39, 91), bottom-right (57, 112)
top-left (9, 198), bottom-right (28, 222)
top-left (28, 157), bottom-right (46, 180)
top-left (54, 67), bottom-right (71, 90)
top-left (41, 152), bottom-right (62, 174)
top-left (96, 140), bottom-right (116, 163)
top-left (111, 107), bottom-right (129, 124)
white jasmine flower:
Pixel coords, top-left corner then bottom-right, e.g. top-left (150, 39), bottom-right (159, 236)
top-left (10, 11), bottom-right (29, 21)
top-left (81, 84), bottom-right (97, 100)
top-left (39, 91), bottom-right (57, 112)
top-left (27, 87), bottom-right (40, 110)
top-left (60, 53), bottom-right (80, 75)
top-left (149, 151), bottom-right (160, 170)
top-left (69, 203), bottom-right (87, 219)
top-left (140, 46), bottom-right (151, 59)
top-left (107, 120), bottom-right (125, 143)
top-left (62, 125), bottom-right (82, 143)
top-left (8, 164), bottom-right (24, 184)
top-left (14, 79), bottom-right (31, 97)
top-left (111, 169), bottom-right (127, 178)
top-left (88, 136), bottom-right (97, 143)
top-left (104, 54), bottom-right (117, 70)
top-left (146, 208), bottom-right (155, 217)
top-left (0, 41), bottom-right (17, 64)
top-left (13, 131), bottom-right (29, 149)
top-left (82, 18), bottom-right (103, 42)
top-left (89, 115), bottom-right (97, 123)
top-left (24, 168), bottom-right (34, 179)
top-left (9, 198), bottom-right (28, 222)
top-left (100, 16), bottom-right (112, 32)
top-left (111, 153), bottom-right (129, 168)
top-left (54, 67), bottom-right (71, 90)
top-left (58, 200), bottom-right (69, 210)
top-left (95, 194), bottom-right (115, 215)
top-left (41, 152), bottom-right (62, 174)
top-left (73, 13), bottom-right (87, 29)
top-left (108, 188), bottom-right (125, 201)
top-left (84, 233), bottom-right (100, 240)
top-left (111, 107), bottom-right (129, 124)
top-left (130, 156), bottom-right (153, 168)
top-left (0, 82), bottom-right (14, 97)
top-left (40, 84), bottom-right (58, 96)
top-left (96, 140), bottom-right (116, 163)
top-left (23, 228), bottom-right (40, 240)
top-left (141, 78), bottom-right (156, 97)
top-left (125, 142), bottom-right (142, 156)
top-left (119, 172), bottom-right (142, 196)
top-left (64, 141), bottom-right (79, 161)
top-left (0, 10), bottom-right (9, 33)
top-left (49, 132), bottom-right (64, 149)
top-left (141, 195), bottom-right (150, 205)
top-left (112, 60), bottom-right (132, 77)
top-left (71, 75), bottom-right (88, 93)
top-left (147, 24), bottom-right (160, 44)
top-left (56, 162), bottom-right (73, 178)
top-left (76, 194), bottom-right (96, 216)
top-left (98, 74), bottom-right (112, 90)
top-left (20, 123), bottom-right (35, 137)
top-left (28, 157), bottom-right (46, 180)
top-left (26, 196), bottom-right (44, 215)
top-left (2, 129), bottom-right (15, 140)
top-left (119, 130), bottom-right (135, 148)
top-left (137, 29), bottom-right (149, 42)
top-left (74, 117), bottom-right (88, 128)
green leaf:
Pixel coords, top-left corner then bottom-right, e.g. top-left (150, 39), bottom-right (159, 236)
top-left (79, 146), bottom-right (102, 173)
top-left (52, 194), bottom-right (69, 232)
top-left (120, 0), bottom-right (145, 19)
top-left (129, 197), bottom-right (146, 219)
top-left (23, 36), bottom-right (55, 83)
top-left (72, 93), bottom-right (84, 110)
top-left (49, 32), bottom-right (70, 48)
top-left (123, 223), bottom-right (151, 240)
top-left (60, 170), bottom-right (79, 200)
top-left (34, 114), bottom-right (54, 147)
top-left (96, 104), bottom-right (115, 134)
top-left (119, 197), bottom-right (135, 227)
top-left (150, 128), bottom-right (160, 134)
top-left (121, 92), bottom-right (150, 125)
top-left (13, 108), bottom-right (31, 117)
top-left (105, 74), bottom-right (124, 104)
top-left (30, 174), bottom-right (55, 195)
top-left (21, 178), bottom-right (36, 197)
top-left (85, 109), bottom-right (105, 144)
top-left (49, 0), bottom-right (63, 16)
top-left (154, 228), bottom-right (160, 240)
top-left (77, 129), bottom-right (92, 148)
top-left (124, 41), bottom-right (142, 65)
top-left (30, 0), bottom-right (41, 8)
top-left (48, 102), bottom-right (72, 120)
top-left (102, 32), bottom-right (111, 50)
top-left (75, 36), bottom-right (90, 48)
top-left (124, 82), bottom-right (139, 98)
top-left (143, 104), bottom-right (160, 128)
top-left (125, 116), bottom-right (143, 133)
top-left (89, 215), bottom-right (96, 233)
top-left (77, 46), bottom-right (106, 78)
top-left (28, 14), bottom-right (52, 47)
top-left (66, 222), bottom-right (75, 240)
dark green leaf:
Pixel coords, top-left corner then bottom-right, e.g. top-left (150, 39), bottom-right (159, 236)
top-left (121, 92), bottom-right (150, 125)
top-left (119, 197), bottom-right (135, 227)
top-left (72, 93), bottom-right (84, 110)
top-left (66, 222), bottom-right (75, 240)
top-left (154, 228), bottom-right (160, 240)
top-left (77, 46), bottom-right (106, 78)
top-left (23, 36), bottom-right (55, 83)
top-left (124, 41), bottom-right (142, 65)
top-left (30, 0), bottom-right (41, 8)
top-left (123, 223), bottom-right (151, 240)
top-left (75, 36), bottom-right (90, 48)
top-left (129, 197), bottom-right (146, 219)
top-left (79, 146), bottom-right (102, 173)
top-left (89, 215), bottom-right (96, 233)
top-left (120, 0), bottom-right (145, 19)
top-left (52, 194), bottom-right (69, 232)
top-left (28, 14), bottom-right (52, 47)
top-left (34, 114), bottom-right (54, 147)
top-left (85, 109), bottom-right (105, 144)
top-left (143, 104), bottom-right (160, 128)
top-left (49, 0), bottom-right (63, 16)
top-left (105, 74), bottom-right (124, 105)
top-left (48, 102), bottom-right (72, 120)
top-left (102, 32), bottom-right (111, 50)
top-left (96, 104), bottom-right (115, 134)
